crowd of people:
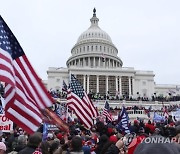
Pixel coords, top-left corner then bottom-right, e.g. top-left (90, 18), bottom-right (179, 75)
top-left (48, 89), bottom-right (180, 102)
top-left (0, 85), bottom-right (180, 154)
top-left (0, 113), bottom-right (179, 154)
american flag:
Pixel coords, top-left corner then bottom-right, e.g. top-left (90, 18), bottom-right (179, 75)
top-left (102, 100), bottom-right (113, 122)
top-left (67, 74), bottom-right (98, 129)
top-left (0, 16), bottom-right (53, 134)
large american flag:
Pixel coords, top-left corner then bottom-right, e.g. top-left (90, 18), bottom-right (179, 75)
top-left (102, 100), bottom-right (113, 122)
top-left (67, 74), bottom-right (98, 129)
top-left (0, 16), bottom-right (53, 134)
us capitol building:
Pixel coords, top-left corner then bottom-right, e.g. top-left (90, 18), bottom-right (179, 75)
top-left (46, 9), bottom-right (180, 100)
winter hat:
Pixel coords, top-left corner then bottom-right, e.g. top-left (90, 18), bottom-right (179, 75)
top-left (109, 135), bottom-right (118, 143)
top-left (56, 133), bottom-right (63, 140)
top-left (0, 142), bottom-right (6, 151)
top-left (107, 128), bottom-right (113, 135)
top-left (134, 120), bottom-right (139, 124)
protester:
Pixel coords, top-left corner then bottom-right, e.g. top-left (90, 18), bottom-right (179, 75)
top-left (18, 132), bottom-right (42, 154)
top-left (0, 142), bottom-right (6, 154)
top-left (68, 136), bottom-right (84, 154)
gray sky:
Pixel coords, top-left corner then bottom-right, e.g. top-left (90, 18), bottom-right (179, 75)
top-left (1, 0), bottom-right (180, 85)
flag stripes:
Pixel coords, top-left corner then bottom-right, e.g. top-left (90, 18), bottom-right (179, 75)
top-left (67, 90), bottom-right (93, 129)
top-left (102, 101), bottom-right (112, 122)
top-left (67, 75), bottom-right (98, 129)
top-left (0, 16), bottom-right (53, 134)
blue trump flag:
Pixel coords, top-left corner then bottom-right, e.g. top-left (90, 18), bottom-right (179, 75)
top-left (153, 112), bottom-right (165, 123)
top-left (116, 106), bottom-right (130, 134)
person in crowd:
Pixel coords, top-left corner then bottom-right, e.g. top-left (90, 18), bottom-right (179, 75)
top-left (68, 136), bottom-right (84, 154)
top-left (18, 132), bottom-right (42, 154)
top-left (95, 134), bottom-right (109, 154)
top-left (105, 138), bottom-right (124, 154)
top-left (40, 141), bottom-right (50, 154)
top-left (13, 135), bottom-right (27, 152)
top-left (0, 142), bottom-right (6, 154)
top-left (134, 134), bottom-right (180, 154)
top-left (128, 127), bottom-right (148, 154)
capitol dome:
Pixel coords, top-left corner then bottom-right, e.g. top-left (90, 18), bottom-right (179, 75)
top-left (67, 8), bottom-right (123, 68)
top-left (77, 9), bottom-right (112, 44)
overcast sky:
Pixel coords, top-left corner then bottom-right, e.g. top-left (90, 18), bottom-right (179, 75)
top-left (1, 0), bottom-right (180, 85)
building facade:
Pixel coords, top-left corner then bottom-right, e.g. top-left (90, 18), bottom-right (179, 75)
top-left (47, 9), bottom-right (178, 99)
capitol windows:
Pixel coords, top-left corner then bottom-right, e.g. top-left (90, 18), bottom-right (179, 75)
top-left (83, 46), bottom-right (85, 51)
top-left (72, 61), bottom-right (75, 65)
top-left (87, 46), bottom-right (89, 51)
top-left (96, 46), bottom-right (98, 51)
top-left (99, 75), bottom-right (106, 95)
top-left (85, 57), bottom-right (88, 66)
top-left (91, 46), bottom-right (93, 51)
top-left (95, 57), bottom-right (98, 66)
top-left (100, 46), bottom-right (102, 51)
top-left (104, 46), bottom-right (106, 52)
top-left (89, 75), bottom-right (97, 93)
top-left (80, 48), bottom-right (81, 52)
top-left (90, 57), bottom-right (93, 67)
top-left (121, 76), bottom-right (129, 96)
top-left (108, 76), bottom-right (116, 96)
top-left (80, 58), bottom-right (83, 66)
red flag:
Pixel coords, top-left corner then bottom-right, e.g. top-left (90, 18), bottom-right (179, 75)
top-left (0, 16), bottom-right (54, 134)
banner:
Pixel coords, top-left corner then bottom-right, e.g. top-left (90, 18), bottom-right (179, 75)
top-left (172, 109), bottom-right (180, 121)
top-left (0, 114), bottom-right (13, 132)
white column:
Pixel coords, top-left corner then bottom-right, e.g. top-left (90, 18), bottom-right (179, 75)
top-left (108, 59), bottom-right (110, 67)
top-left (93, 57), bottom-right (96, 67)
top-left (88, 57), bottom-right (90, 66)
top-left (99, 57), bottom-right (101, 67)
top-left (96, 75), bottom-right (99, 93)
top-left (119, 76), bottom-right (122, 96)
top-left (83, 75), bottom-right (86, 90)
top-left (115, 76), bottom-right (118, 92)
top-left (106, 76), bottom-right (108, 94)
top-left (132, 77), bottom-right (135, 97)
top-left (87, 75), bottom-right (89, 94)
top-left (83, 58), bottom-right (86, 67)
top-left (129, 77), bottom-right (132, 96)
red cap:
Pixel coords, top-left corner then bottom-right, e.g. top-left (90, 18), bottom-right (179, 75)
top-left (57, 133), bottom-right (63, 140)
top-left (109, 135), bottom-right (118, 143)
